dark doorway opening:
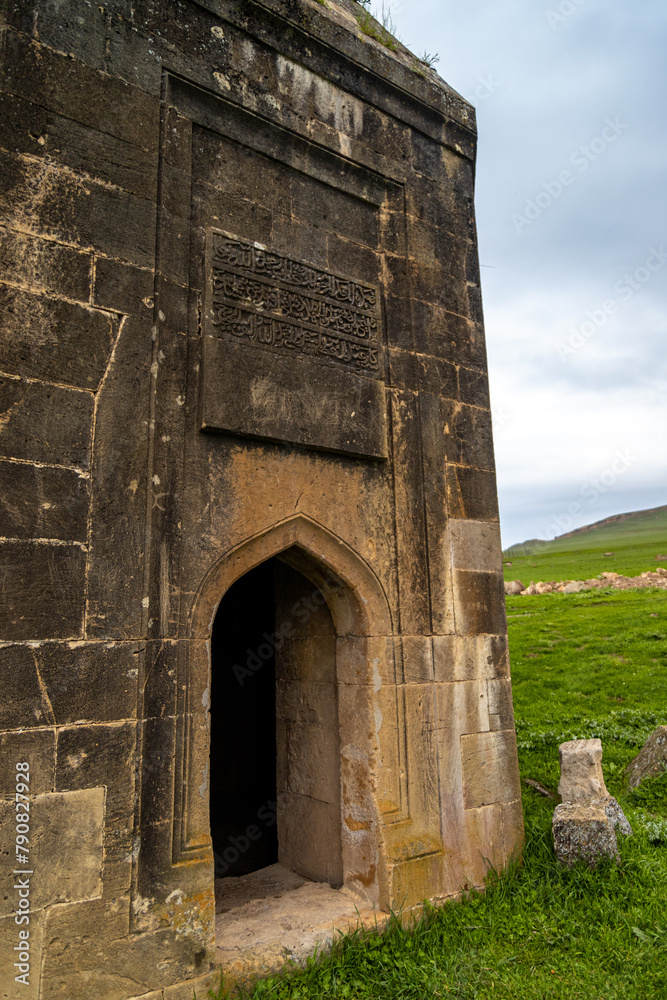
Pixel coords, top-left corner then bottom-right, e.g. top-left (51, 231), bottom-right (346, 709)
top-left (209, 560), bottom-right (279, 878)
top-left (210, 551), bottom-right (344, 905)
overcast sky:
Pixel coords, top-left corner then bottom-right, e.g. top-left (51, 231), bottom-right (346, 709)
top-left (367, 0), bottom-right (667, 547)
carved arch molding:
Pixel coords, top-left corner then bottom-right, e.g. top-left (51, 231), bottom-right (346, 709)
top-left (175, 515), bottom-right (394, 905)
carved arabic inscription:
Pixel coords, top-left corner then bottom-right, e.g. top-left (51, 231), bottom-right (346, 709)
top-left (205, 230), bottom-right (381, 376)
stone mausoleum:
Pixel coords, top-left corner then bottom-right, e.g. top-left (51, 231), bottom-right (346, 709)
top-left (0, 1), bottom-right (523, 996)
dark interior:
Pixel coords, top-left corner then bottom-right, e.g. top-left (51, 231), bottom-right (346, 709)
top-left (209, 559), bottom-right (279, 878)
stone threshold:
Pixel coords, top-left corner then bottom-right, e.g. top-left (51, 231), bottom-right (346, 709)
top-left (128, 874), bottom-right (464, 997)
top-left (215, 864), bottom-right (389, 984)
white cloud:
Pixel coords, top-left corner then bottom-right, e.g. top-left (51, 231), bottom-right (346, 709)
top-left (369, 0), bottom-right (667, 546)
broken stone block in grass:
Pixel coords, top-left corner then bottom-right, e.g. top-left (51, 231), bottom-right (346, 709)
top-left (625, 726), bottom-right (667, 790)
top-left (553, 738), bottom-right (632, 868)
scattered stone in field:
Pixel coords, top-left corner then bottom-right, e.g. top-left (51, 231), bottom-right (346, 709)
top-left (656, 555), bottom-right (667, 562)
top-left (625, 726), bottom-right (667, 790)
top-left (603, 552), bottom-right (615, 557)
top-left (504, 580), bottom-right (525, 595)
top-left (512, 568), bottom-right (667, 595)
top-left (553, 738), bottom-right (632, 868)
top-left (553, 802), bottom-right (619, 867)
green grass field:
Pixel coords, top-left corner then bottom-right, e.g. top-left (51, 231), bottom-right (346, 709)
top-left (503, 505), bottom-right (667, 584)
top-left (213, 586), bottom-right (667, 1000)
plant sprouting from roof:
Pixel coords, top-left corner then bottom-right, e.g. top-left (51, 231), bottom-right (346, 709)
top-left (419, 51), bottom-right (440, 69)
top-left (355, 1), bottom-right (400, 52)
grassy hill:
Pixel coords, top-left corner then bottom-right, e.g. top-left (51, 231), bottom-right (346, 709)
top-left (503, 505), bottom-right (667, 583)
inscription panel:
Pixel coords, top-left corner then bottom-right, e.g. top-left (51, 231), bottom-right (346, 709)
top-left (201, 229), bottom-right (387, 459)
top-left (205, 230), bottom-right (382, 378)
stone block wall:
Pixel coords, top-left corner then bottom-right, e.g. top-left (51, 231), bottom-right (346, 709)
top-left (0, 1), bottom-right (523, 996)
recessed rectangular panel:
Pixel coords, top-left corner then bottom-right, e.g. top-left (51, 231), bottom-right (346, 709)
top-left (201, 336), bottom-right (387, 459)
top-left (201, 229), bottom-right (387, 459)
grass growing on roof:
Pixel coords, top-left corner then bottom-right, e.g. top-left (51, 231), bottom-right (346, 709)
top-left (355, 8), bottom-right (399, 52)
top-left (209, 589), bottom-right (667, 999)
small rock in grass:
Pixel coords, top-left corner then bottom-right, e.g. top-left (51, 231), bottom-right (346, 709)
top-left (563, 581), bottom-right (586, 594)
top-left (504, 580), bottom-right (525, 596)
top-left (625, 726), bottom-right (667, 790)
top-left (553, 739), bottom-right (632, 868)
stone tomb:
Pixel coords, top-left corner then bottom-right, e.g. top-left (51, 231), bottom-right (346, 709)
top-left (0, 0), bottom-right (523, 996)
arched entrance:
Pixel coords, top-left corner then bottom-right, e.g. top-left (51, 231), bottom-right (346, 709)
top-left (209, 554), bottom-right (343, 888)
top-left (184, 515), bottom-right (394, 925)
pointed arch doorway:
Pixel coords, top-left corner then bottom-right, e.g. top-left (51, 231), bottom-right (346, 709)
top-left (209, 552), bottom-right (344, 893)
top-left (186, 515), bottom-right (394, 937)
